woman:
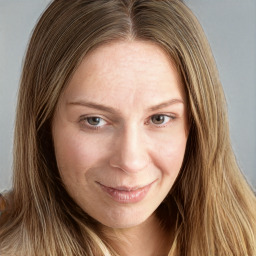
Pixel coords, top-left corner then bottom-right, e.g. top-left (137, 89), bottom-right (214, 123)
top-left (0, 0), bottom-right (255, 255)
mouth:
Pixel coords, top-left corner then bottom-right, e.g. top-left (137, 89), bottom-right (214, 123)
top-left (96, 180), bottom-right (156, 204)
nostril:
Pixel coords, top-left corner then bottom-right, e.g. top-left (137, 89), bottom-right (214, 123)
top-left (109, 127), bottom-right (150, 173)
top-left (109, 153), bottom-right (150, 174)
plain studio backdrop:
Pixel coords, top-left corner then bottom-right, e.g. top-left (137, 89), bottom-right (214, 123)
top-left (0, 0), bottom-right (255, 191)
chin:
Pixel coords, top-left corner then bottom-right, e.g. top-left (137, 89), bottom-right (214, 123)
top-left (95, 206), bottom-right (153, 229)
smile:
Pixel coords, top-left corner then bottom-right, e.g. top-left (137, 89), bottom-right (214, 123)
top-left (97, 181), bottom-right (156, 204)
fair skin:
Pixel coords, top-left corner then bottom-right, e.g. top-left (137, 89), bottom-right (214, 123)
top-left (52, 40), bottom-right (188, 256)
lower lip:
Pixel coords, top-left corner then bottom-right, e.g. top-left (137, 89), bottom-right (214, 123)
top-left (98, 182), bottom-right (154, 204)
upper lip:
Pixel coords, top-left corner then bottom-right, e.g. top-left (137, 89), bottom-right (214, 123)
top-left (110, 186), bottom-right (142, 191)
top-left (97, 180), bottom-right (156, 191)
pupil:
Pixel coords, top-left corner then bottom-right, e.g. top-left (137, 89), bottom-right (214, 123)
top-left (88, 117), bottom-right (100, 125)
top-left (152, 115), bottom-right (164, 124)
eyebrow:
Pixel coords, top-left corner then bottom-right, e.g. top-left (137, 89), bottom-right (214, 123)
top-left (68, 98), bottom-right (184, 114)
top-left (68, 100), bottom-right (120, 114)
top-left (148, 99), bottom-right (184, 111)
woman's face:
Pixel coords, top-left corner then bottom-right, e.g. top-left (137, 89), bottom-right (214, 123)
top-left (52, 40), bottom-right (188, 229)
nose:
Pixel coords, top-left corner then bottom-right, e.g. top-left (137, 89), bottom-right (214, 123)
top-left (109, 125), bottom-right (150, 174)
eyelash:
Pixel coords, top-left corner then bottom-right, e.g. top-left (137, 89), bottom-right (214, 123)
top-left (79, 116), bottom-right (107, 130)
top-left (146, 114), bottom-right (176, 127)
top-left (79, 114), bottom-right (176, 130)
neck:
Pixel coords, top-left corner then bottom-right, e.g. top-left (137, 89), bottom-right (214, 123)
top-left (101, 213), bottom-right (174, 256)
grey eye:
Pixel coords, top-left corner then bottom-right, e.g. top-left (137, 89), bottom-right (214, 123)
top-left (150, 115), bottom-right (172, 125)
top-left (87, 117), bottom-right (102, 126)
top-left (151, 115), bottom-right (166, 124)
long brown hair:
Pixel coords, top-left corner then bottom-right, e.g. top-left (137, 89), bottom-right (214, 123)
top-left (1, 0), bottom-right (255, 255)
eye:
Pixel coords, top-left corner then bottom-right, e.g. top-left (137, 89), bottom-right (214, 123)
top-left (150, 114), bottom-right (173, 126)
top-left (81, 116), bottom-right (107, 128)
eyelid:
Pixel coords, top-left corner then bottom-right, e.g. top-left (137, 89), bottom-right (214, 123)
top-left (79, 115), bottom-right (109, 130)
top-left (78, 113), bottom-right (177, 131)
top-left (146, 113), bottom-right (176, 127)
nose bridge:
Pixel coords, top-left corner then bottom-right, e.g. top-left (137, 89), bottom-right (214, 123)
top-left (109, 123), bottom-right (150, 173)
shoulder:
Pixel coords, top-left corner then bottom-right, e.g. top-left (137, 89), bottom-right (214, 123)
top-left (0, 193), bottom-right (7, 216)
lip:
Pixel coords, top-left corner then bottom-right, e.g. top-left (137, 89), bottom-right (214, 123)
top-left (97, 181), bottom-right (156, 204)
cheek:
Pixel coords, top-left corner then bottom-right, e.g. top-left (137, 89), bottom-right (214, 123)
top-left (153, 132), bottom-right (187, 178)
top-left (53, 130), bottom-right (103, 180)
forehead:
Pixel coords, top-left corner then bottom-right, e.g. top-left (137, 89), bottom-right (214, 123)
top-left (63, 40), bottom-right (185, 106)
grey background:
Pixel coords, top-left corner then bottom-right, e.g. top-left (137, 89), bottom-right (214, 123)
top-left (0, 0), bottom-right (255, 191)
